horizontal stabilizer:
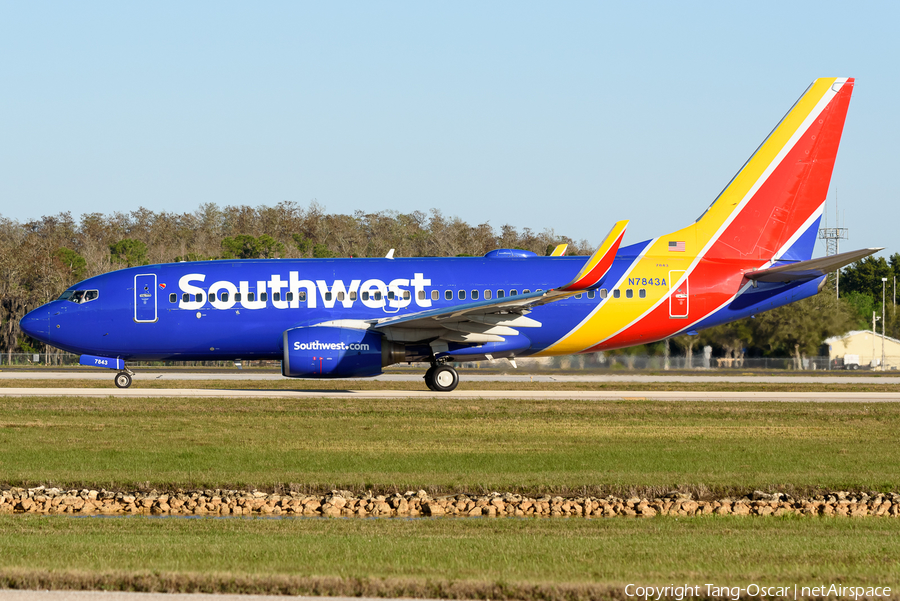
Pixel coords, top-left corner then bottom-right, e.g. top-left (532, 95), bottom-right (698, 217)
top-left (746, 248), bottom-right (883, 283)
top-left (559, 220), bottom-right (628, 291)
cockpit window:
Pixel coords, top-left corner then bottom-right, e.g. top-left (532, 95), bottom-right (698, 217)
top-left (60, 289), bottom-right (99, 304)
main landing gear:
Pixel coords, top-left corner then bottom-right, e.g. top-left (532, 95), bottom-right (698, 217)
top-left (424, 363), bottom-right (459, 392)
top-left (114, 368), bottom-right (135, 389)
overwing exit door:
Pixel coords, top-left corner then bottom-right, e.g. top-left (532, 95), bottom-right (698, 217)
top-left (134, 274), bottom-right (158, 323)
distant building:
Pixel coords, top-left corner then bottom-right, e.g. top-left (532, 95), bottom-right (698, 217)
top-left (824, 330), bottom-right (900, 370)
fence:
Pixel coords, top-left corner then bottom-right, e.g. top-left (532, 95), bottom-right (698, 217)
top-left (516, 353), bottom-right (834, 371)
top-left (1, 351), bottom-right (839, 371)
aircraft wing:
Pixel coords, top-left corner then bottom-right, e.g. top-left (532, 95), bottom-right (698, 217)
top-left (370, 220), bottom-right (628, 346)
top-left (745, 247), bottom-right (883, 283)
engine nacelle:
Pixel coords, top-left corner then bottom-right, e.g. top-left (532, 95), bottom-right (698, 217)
top-left (282, 326), bottom-right (402, 378)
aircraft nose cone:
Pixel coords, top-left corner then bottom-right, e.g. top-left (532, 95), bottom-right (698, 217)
top-left (19, 310), bottom-right (49, 342)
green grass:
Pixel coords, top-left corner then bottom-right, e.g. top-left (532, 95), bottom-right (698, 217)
top-left (1, 515), bottom-right (899, 594)
top-left (4, 396), bottom-right (900, 598)
top-left (2, 397), bottom-right (900, 494)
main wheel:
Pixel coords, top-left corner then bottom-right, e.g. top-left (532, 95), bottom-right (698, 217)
top-left (114, 372), bottom-right (132, 389)
top-left (429, 365), bottom-right (459, 392)
top-left (423, 366), bottom-right (437, 391)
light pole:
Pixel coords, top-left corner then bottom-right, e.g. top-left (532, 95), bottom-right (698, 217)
top-left (873, 311), bottom-right (880, 367)
top-left (883, 278), bottom-right (888, 370)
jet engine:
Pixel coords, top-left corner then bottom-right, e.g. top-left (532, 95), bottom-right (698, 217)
top-left (282, 326), bottom-right (404, 378)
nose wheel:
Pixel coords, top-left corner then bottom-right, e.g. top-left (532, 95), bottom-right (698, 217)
top-left (424, 364), bottom-right (458, 392)
top-left (114, 371), bottom-right (133, 389)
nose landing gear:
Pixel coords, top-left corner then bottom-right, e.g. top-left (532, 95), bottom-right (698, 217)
top-left (424, 363), bottom-right (459, 392)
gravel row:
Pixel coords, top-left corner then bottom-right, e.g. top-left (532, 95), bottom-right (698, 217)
top-left (4, 487), bottom-right (900, 518)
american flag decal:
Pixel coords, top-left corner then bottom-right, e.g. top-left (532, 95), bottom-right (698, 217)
top-left (668, 241), bottom-right (685, 252)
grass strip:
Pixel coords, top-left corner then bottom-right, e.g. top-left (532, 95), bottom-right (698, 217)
top-left (0, 571), bottom-right (624, 601)
top-left (1, 515), bottom-right (899, 595)
top-left (1, 397), bottom-right (900, 495)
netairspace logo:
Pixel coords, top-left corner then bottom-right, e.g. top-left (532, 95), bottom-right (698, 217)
top-left (294, 341), bottom-right (369, 352)
top-left (623, 583), bottom-right (892, 600)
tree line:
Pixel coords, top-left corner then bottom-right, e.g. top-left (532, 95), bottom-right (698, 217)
top-left (1, 201), bottom-right (896, 367)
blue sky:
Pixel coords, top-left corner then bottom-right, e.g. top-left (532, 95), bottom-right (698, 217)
top-left (1, 1), bottom-right (897, 258)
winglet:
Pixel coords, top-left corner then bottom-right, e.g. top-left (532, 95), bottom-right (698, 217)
top-left (559, 220), bottom-right (628, 291)
top-left (550, 244), bottom-right (568, 257)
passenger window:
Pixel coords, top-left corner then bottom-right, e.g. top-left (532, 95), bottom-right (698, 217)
top-left (374, 292), bottom-right (382, 301)
top-left (349, 291), bottom-right (357, 301)
top-left (523, 289), bottom-right (531, 294)
top-left (337, 292), bottom-right (345, 301)
top-left (388, 291), bottom-right (395, 300)
top-left (600, 289), bottom-right (608, 299)
top-left (298, 292), bottom-right (306, 301)
top-left (182, 293), bottom-right (189, 302)
top-left (169, 293), bottom-right (176, 303)
top-left (510, 290), bottom-right (518, 296)
top-left (418, 290), bottom-right (426, 300)
top-left (260, 292), bottom-right (267, 302)
top-left (197, 293), bottom-right (205, 303)
top-left (613, 289), bottom-right (620, 299)
top-left (445, 290), bottom-right (453, 300)
top-left (575, 293), bottom-right (582, 300)
top-left (325, 292), bottom-right (333, 302)
top-left (497, 290), bottom-right (505, 298)
top-left (626, 289), bottom-right (634, 299)
top-left (431, 290), bottom-right (439, 301)
top-left (221, 292), bottom-right (229, 302)
top-left (471, 290), bottom-right (479, 300)
top-left (484, 290), bottom-right (492, 300)
top-left (286, 292), bottom-right (294, 302)
top-left (459, 290), bottom-right (467, 300)
top-left (404, 290), bottom-right (411, 300)
top-left (273, 292), bottom-right (281, 302)
top-left (587, 290), bottom-right (595, 299)
top-left (248, 292), bottom-right (255, 302)
top-left (235, 293), bottom-right (242, 301)
top-left (639, 289), bottom-right (646, 298)
top-left (362, 291), bottom-right (369, 301)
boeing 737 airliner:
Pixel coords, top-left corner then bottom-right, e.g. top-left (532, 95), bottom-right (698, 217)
top-left (20, 78), bottom-right (878, 391)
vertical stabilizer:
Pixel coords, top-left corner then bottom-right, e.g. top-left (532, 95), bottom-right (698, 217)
top-left (694, 78), bottom-right (854, 262)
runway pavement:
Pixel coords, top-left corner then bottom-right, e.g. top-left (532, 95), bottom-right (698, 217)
top-left (1, 370), bottom-right (898, 384)
top-left (1, 386), bottom-right (899, 402)
top-left (3, 370), bottom-right (899, 402)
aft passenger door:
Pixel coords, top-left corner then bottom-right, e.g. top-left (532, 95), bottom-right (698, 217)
top-left (668, 270), bottom-right (688, 318)
top-left (134, 274), bottom-right (158, 323)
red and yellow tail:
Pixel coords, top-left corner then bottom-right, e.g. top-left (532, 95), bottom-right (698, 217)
top-left (681, 77), bottom-right (853, 262)
top-left (540, 78), bottom-right (855, 355)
